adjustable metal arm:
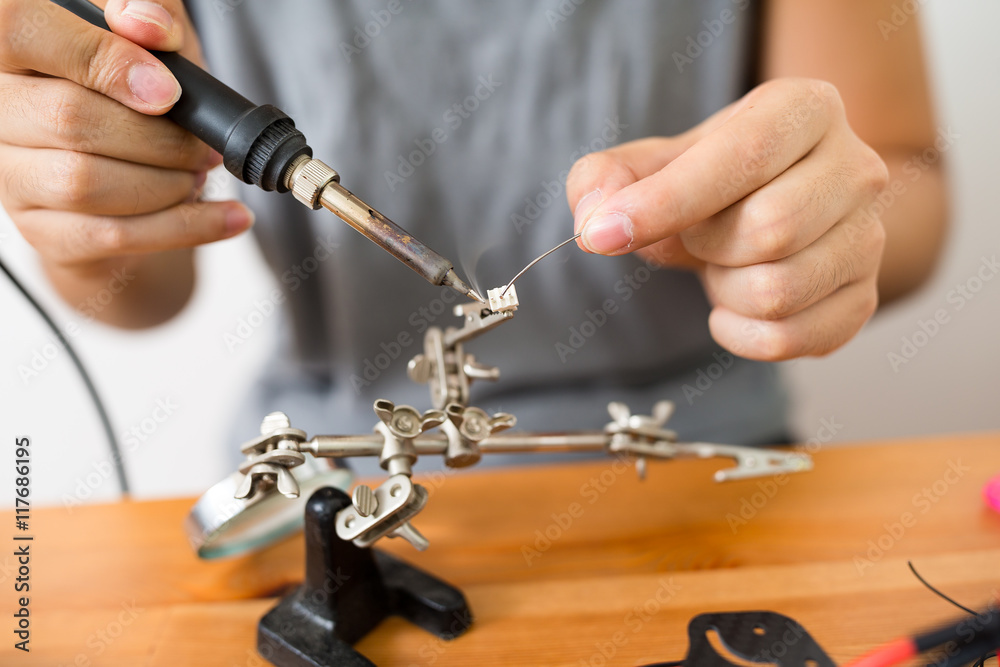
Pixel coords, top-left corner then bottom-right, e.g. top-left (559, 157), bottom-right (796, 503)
top-left (229, 291), bottom-right (813, 552)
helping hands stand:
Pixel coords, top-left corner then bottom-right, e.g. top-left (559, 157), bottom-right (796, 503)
top-left (208, 290), bottom-right (813, 666)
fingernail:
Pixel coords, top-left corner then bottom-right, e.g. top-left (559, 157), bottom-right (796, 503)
top-left (194, 171), bottom-right (208, 191)
top-left (121, 1), bottom-right (173, 32)
top-left (128, 63), bottom-right (181, 108)
top-left (573, 189), bottom-right (602, 232)
top-left (582, 213), bottom-right (633, 254)
top-left (224, 205), bottom-right (254, 236)
top-left (207, 151), bottom-right (224, 169)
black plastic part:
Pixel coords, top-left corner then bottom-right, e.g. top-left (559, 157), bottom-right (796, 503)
top-left (256, 487), bottom-right (472, 667)
top-left (51, 0), bottom-right (312, 192)
top-left (680, 611), bottom-right (835, 667)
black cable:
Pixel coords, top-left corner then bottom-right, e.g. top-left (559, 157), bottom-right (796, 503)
top-left (972, 651), bottom-right (995, 667)
top-left (0, 255), bottom-right (129, 494)
top-left (909, 561), bottom-right (997, 667)
top-left (932, 638), bottom-right (998, 667)
top-left (908, 561), bottom-right (979, 616)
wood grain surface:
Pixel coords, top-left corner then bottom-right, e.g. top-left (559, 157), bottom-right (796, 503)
top-left (2, 434), bottom-right (999, 666)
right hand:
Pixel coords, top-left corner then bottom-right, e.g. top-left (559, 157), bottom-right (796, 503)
top-left (0, 0), bottom-right (253, 273)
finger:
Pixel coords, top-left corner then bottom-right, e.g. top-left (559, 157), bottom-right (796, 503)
top-left (708, 279), bottom-right (879, 361)
top-left (701, 212), bottom-right (886, 321)
top-left (579, 79), bottom-right (840, 255)
top-left (567, 137), bottom-right (692, 226)
top-left (566, 137), bottom-right (699, 257)
top-left (14, 199), bottom-right (254, 265)
top-left (0, 74), bottom-right (217, 170)
top-left (0, 144), bottom-right (204, 215)
top-left (1, 0), bottom-right (181, 113)
top-left (635, 236), bottom-right (705, 271)
top-left (566, 103), bottom-right (741, 262)
top-left (103, 0), bottom-right (206, 65)
top-left (103, 0), bottom-right (182, 52)
top-left (565, 98), bottom-right (745, 225)
top-left (680, 134), bottom-right (888, 267)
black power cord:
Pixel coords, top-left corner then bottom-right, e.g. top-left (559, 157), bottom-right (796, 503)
top-left (1, 255), bottom-right (129, 494)
top-left (908, 561), bottom-right (997, 667)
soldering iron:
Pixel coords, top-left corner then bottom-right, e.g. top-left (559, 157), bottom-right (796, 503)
top-left (51, 0), bottom-right (484, 304)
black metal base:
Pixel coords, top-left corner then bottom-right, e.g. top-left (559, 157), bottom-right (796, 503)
top-left (681, 611), bottom-right (834, 667)
top-left (257, 487), bottom-right (472, 667)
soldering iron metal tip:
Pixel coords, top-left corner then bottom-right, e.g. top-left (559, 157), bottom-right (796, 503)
top-left (442, 268), bottom-right (485, 304)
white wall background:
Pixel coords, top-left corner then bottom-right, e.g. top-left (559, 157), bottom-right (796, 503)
top-left (783, 0), bottom-right (1000, 443)
top-left (1, 0), bottom-right (998, 507)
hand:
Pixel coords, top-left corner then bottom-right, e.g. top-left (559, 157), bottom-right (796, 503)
top-left (567, 78), bottom-right (889, 361)
top-left (0, 0), bottom-right (252, 273)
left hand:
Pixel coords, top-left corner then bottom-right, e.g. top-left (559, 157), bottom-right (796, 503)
top-left (566, 78), bottom-right (889, 361)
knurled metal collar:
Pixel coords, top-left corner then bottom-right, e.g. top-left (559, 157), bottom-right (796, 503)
top-left (286, 156), bottom-right (340, 209)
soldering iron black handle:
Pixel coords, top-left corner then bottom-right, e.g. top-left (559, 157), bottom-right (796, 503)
top-left (51, 0), bottom-right (312, 192)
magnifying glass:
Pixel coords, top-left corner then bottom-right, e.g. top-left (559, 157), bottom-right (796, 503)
top-left (184, 458), bottom-right (352, 559)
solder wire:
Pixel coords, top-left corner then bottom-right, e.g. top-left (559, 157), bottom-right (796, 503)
top-left (500, 232), bottom-right (582, 297)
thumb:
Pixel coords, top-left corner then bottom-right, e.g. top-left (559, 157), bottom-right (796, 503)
top-left (566, 135), bottom-right (697, 250)
top-left (567, 101), bottom-right (742, 255)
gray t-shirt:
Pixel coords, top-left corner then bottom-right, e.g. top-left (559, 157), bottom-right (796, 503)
top-left (186, 0), bottom-right (786, 472)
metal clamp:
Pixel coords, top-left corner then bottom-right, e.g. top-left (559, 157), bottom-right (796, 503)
top-left (336, 474), bottom-right (430, 550)
top-left (443, 403), bottom-right (516, 467)
top-left (604, 401), bottom-right (811, 481)
top-left (373, 400), bottom-right (445, 476)
top-left (236, 412), bottom-right (309, 499)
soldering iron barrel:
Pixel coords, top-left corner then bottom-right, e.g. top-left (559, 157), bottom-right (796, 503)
top-left (318, 181), bottom-right (454, 286)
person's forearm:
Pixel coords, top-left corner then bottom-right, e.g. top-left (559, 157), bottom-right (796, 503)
top-left (762, 0), bottom-right (947, 307)
top-left (42, 249), bottom-right (195, 329)
top-left (873, 150), bottom-right (948, 306)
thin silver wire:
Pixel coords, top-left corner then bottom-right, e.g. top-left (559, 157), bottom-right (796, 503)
top-left (501, 233), bottom-right (582, 296)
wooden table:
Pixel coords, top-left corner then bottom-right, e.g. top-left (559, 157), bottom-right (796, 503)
top-left (3, 434), bottom-right (1000, 666)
